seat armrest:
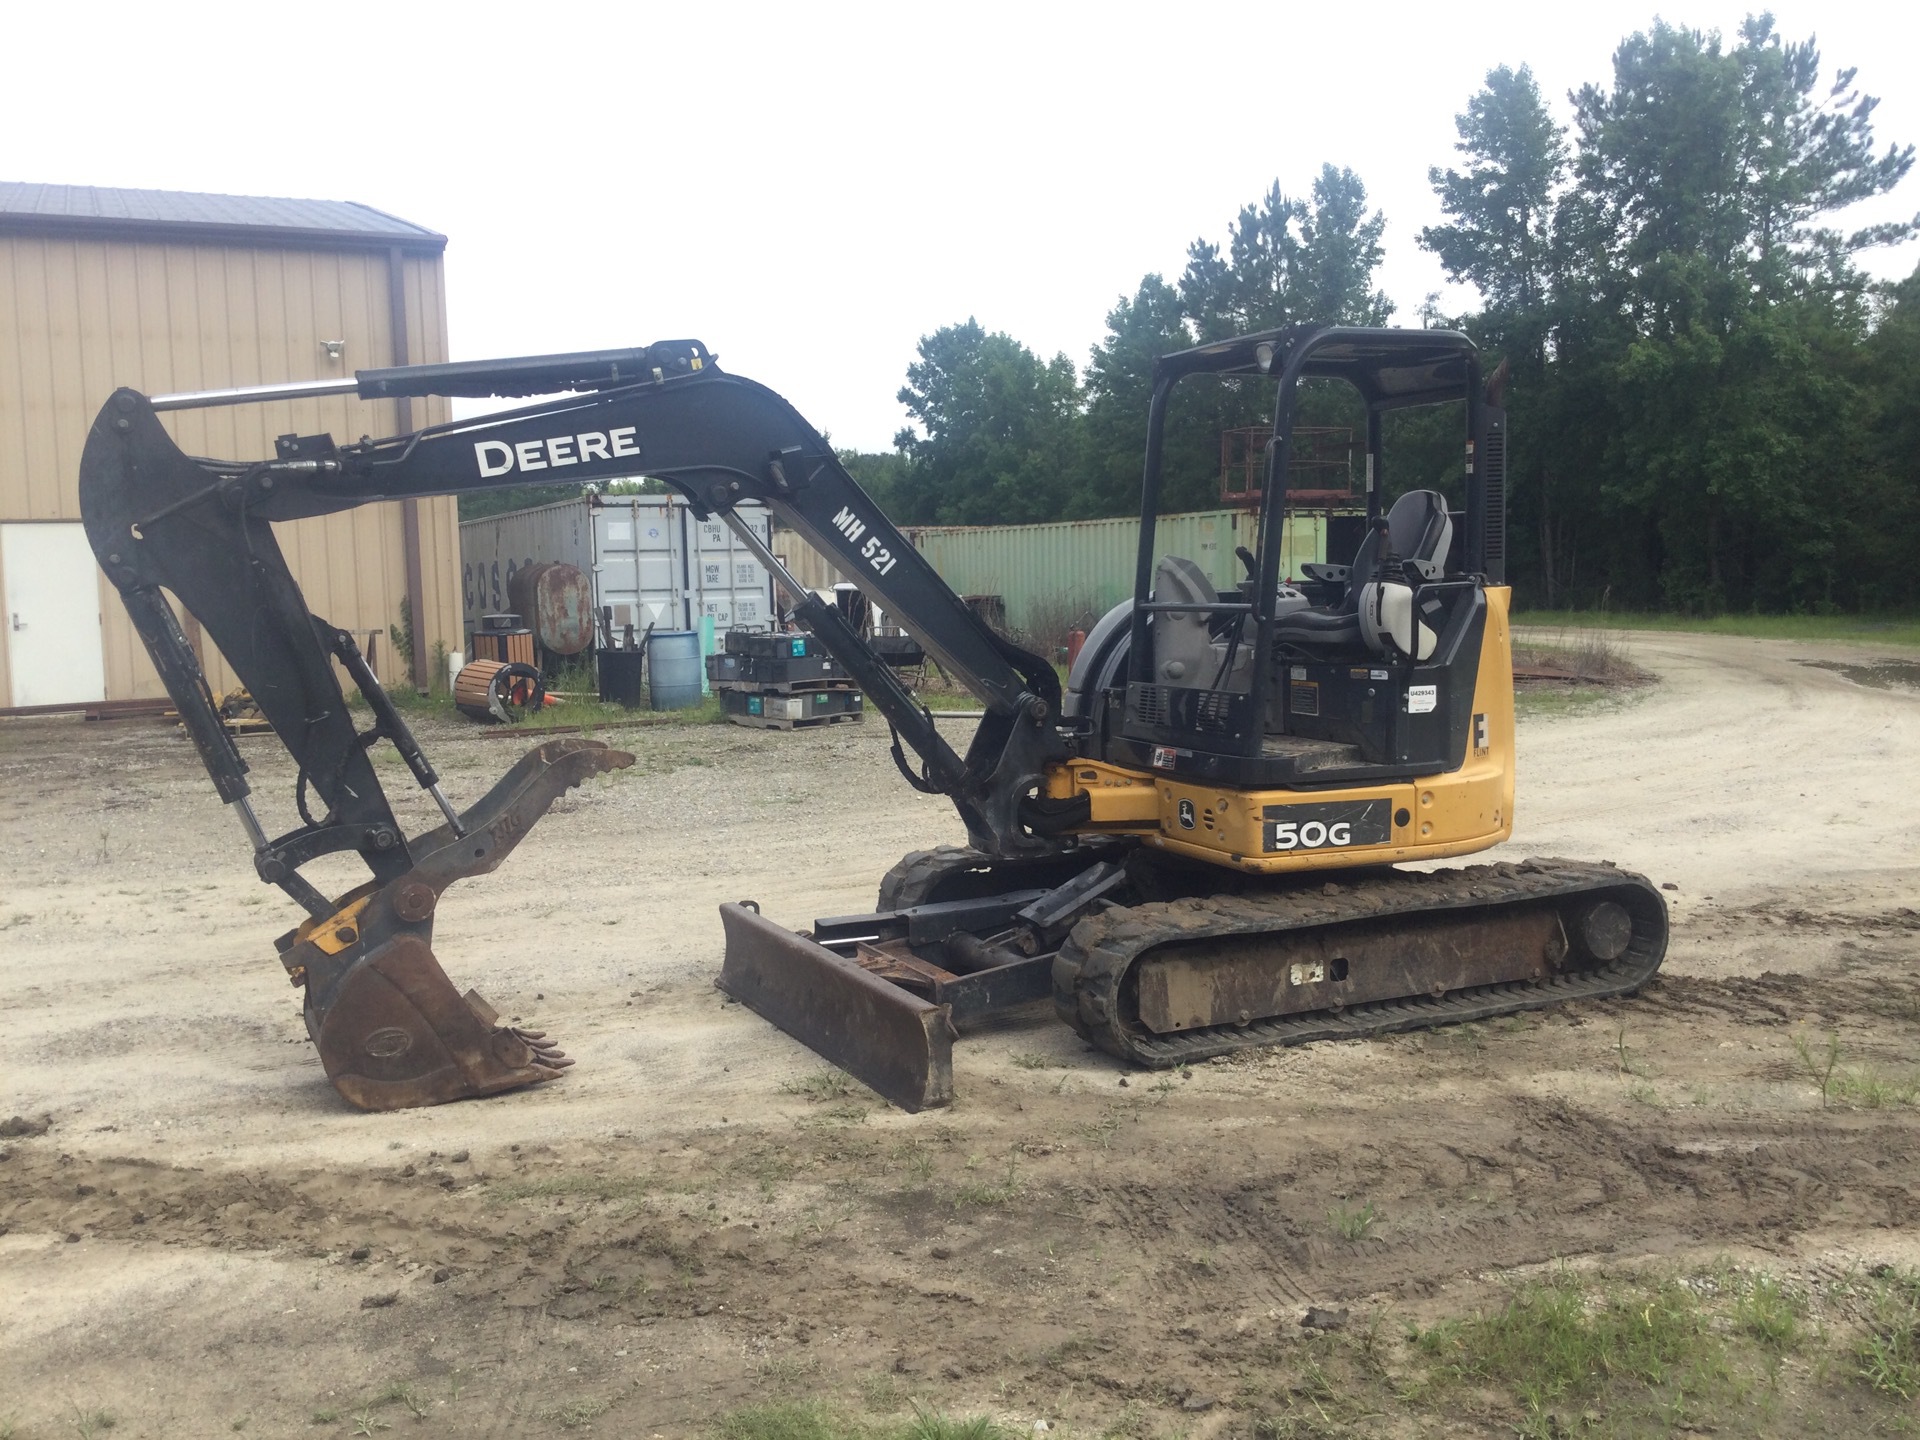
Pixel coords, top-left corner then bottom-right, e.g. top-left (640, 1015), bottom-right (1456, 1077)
top-left (1299, 562), bottom-right (1350, 584)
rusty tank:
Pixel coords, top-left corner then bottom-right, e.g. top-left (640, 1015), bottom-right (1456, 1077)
top-left (508, 561), bottom-right (595, 658)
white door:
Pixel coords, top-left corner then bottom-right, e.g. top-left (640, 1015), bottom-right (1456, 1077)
top-left (3, 523), bottom-right (107, 707)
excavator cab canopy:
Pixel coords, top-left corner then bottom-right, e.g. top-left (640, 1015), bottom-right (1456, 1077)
top-left (1153, 325), bottom-right (1479, 411)
top-left (1109, 325), bottom-right (1507, 789)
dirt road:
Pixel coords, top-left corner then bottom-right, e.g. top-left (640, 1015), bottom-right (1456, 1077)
top-left (3, 632), bottom-right (1918, 1437)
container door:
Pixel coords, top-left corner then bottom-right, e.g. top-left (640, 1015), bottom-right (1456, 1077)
top-left (3, 523), bottom-right (107, 707)
top-left (665, 502), bottom-right (691, 630)
top-left (689, 506), bottom-right (774, 634)
top-left (594, 500), bottom-right (685, 634)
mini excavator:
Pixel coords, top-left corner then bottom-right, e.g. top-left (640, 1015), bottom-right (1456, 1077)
top-left (80, 328), bottom-right (1667, 1112)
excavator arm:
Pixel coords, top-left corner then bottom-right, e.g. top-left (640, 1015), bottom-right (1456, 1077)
top-left (78, 341), bottom-right (1073, 1110)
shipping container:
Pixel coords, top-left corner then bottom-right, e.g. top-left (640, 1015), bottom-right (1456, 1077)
top-left (460, 494), bottom-right (775, 643)
top-left (772, 508), bottom-right (1350, 640)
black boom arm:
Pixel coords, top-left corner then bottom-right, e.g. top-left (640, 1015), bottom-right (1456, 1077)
top-left (80, 342), bottom-right (1067, 915)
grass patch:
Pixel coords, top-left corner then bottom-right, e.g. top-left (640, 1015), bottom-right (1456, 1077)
top-left (1330, 1199), bottom-right (1377, 1241)
top-left (1514, 609), bottom-right (1920, 646)
top-left (380, 668), bottom-right (728, 731)
top-left (1733, 1272), bottom-right (1807, 1349)
top-left (541, 1397), bottom-right (611, 1429)
top-left (517, 689), bottom-right (728, 733)
top-left (1830, 1069), bottom-right (1920, 1109)
top-left (715, 1403), bottom-right (850, 1440)
top-left (781, 1068), bottom-right (860, 1103)
top-left (1512, 626), bottom-right (1655, 721)
top-left (951, 1150), bottom-right (1022, 1208)
top-left (899, 1419), bottom-right (1008, 1440)
top-left (373, 1382), bottom-right (428, 1420)
top-left (486, 1171), bottom-right (648, 1206)
top-left (892, 1139), bottom-right (936, 1185)
top-left (712, 1402), bottom-right (1011, 1440)
top-left (1513, 627), bottom-right (1652, 685)
top-left (911, 688), bottom-right (986, 713)
top-left (1854, 1267), bottom-right (1920, 1400)
top-left (1793, 1030), bottom-right (1920, 1110)
top-left (793, 1101), bottom-right (869, 1130)
top-left (1413, 1268), bottom-right (1732, 1430)
top-left (1614, 1025), bottom-right (1650, 1078)
top-left (1514, 684), bottom-right (1623, 719)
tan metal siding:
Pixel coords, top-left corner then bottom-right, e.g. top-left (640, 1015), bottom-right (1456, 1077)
top-left (0, 233), bottom-right (458, 704)
top-left (400, 251), bottom-right (459, 678)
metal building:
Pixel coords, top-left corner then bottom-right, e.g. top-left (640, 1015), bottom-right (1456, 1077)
top-left (0, 182), bottom-right (461, 707)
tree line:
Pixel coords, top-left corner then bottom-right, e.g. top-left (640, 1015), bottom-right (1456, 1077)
top-left (849, 16), bottom-right (1920, 615)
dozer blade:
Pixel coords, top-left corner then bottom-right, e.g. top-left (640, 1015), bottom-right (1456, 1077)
top-left (718, 902), bottom-right (955, 1112)
top-left (282, 738), bottom-right (633, 1111)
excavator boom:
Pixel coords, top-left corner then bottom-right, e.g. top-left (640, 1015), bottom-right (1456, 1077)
top-left (80, 342), bottom-right (1074, 1110)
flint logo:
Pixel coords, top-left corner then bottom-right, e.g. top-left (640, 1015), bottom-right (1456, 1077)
top-left (475, 427), bottom-right (640, 478)
top-left (1177, 798), bottom-right (1196, 829)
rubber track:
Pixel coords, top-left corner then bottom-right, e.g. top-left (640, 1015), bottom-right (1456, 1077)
top-left (877, 847), bottom-right (980, 912)
top-left (876, 842), bottom-right (1135, 912)
top-left (1052, 857), bottom-right (1668, 1067)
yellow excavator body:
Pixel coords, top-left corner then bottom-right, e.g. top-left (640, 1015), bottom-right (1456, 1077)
top-left (1045, 588), bottom-right (1516, 872)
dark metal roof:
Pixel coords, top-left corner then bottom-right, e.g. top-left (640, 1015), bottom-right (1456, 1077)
top-left (0, 183), bottom-right (445, 252)
top-left (1157, 325), bottom-right (1477, 408)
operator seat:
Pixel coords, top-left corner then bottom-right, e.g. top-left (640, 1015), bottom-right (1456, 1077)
top-left (1273, 488), bottom-right (1454, 655)
top-left (1060, 489), bottom-right (1458, 718)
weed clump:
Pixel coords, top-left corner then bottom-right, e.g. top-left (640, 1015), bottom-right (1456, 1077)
top-left (1792, 1029), bottom-right (1920, 1109)
top-left (1855, 1267), bottom-right (1920, 1399)
top-left (1329, 1200), bottom-right (1377, 1241)
top-left (1413, 1268), bottom-right (1726, 1428)
top-left (782, 1069), bottom-right (859, 1103)
top-left (712, 1402), bottom-right (1011, 1440)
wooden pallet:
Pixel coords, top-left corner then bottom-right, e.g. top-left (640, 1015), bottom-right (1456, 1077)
top-left (725, 709), bottom-right (864, 732)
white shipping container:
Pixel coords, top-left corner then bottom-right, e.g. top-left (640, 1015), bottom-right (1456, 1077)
top-left (459, 493), bottom-right (774, 641)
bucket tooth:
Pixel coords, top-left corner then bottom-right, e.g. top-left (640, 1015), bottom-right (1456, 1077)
top-left (718, 902), bottom-right (954, 1112)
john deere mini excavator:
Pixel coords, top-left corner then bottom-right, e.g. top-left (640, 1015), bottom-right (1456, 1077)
top-left (81, 327), bottom-right (1666, 1112)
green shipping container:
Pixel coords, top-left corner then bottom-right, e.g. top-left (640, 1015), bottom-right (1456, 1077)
top-left (903, 509), bottom-right (1339, 639)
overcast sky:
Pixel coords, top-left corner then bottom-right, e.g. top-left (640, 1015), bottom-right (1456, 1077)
top-left (9, 2), bottom-right (1918, 449)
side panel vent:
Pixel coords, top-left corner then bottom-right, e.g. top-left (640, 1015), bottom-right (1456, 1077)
top-left (1194, 690), bottom-right (1235, 732)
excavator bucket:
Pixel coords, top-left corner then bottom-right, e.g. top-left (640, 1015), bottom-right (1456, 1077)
top-left (718, 902), bottom-right (955, 1112)
top-left (279, 738), bottom-right (633, 1111)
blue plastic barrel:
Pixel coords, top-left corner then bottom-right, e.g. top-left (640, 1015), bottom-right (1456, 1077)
top-left (648, 630), bottom-right (704, 711)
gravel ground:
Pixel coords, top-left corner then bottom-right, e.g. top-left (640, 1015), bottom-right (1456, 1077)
top-left (2, 631), bottom-right (1918, 1437)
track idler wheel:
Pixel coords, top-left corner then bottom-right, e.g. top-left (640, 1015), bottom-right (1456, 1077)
top-left (280, 737), bottom-right (630, 1111)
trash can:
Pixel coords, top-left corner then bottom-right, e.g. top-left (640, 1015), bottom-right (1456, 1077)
top-left (598, 649), bottom-right (646, 708)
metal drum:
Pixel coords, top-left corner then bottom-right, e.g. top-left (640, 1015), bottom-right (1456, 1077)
top-left (647, 630), bottom-right (703, 710)
top-left (508, 562), bottom-right (595, 657)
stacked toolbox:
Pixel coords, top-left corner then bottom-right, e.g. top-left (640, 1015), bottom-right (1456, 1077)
top-left (707, 631), bottom-right (865, 730)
